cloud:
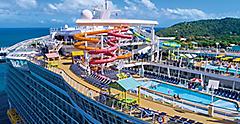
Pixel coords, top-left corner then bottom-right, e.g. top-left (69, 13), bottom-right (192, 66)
top-left (160, 8), bottom-right (209, 20)
top-left (48, 4), bottom-right (58, 11)
top-left (46, 0), bottom-right (116, 14)
top-left (16, 0), bottom-right (37, 9)
top-left (0, 9), bottom-right (11, 15)
top-left (0, 1), bottom-right (11, 8)
top-left (51, 19), bottom-right (64, 23)
top-left (141, 0), bottom-right (157, 10)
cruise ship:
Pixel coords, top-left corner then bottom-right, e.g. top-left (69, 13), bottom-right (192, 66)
top-left (4, 1), bottom-right (240, 124)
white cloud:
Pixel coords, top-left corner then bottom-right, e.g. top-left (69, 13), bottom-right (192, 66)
top-left (48, 4), bottom-right (58, 11)
top-left (0, 9), bottom-right (10, 15)
top-left (141, 0), bottom-right (157, 10)
top-left (16, 0), bottom-right (37, 9)
top-left (51, 19), bottom-right (64, 23)
top-left (161, 8), bottom-right (209, 20)
top-left (47, 0), bottom-right (116, 14)
top-left (122, 0), bottom-right (159, 19)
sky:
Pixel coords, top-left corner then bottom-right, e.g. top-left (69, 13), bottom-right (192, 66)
top-left (1, 0), bottom-right (240, 28)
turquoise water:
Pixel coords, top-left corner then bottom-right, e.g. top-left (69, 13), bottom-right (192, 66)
top-left (0, 28), bottom-right (49, 91)
top-left (147, 81), bottom-right (238, 111)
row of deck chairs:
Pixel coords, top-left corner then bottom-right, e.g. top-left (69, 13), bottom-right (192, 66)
top-left (87, 73), bottom-right (112, 90)
top-left (103, 69), bottom-right (119, 80)
top-left (214, 88), bottom-right (240, 101)
top-left (144, 71), bottom-right (180, 85)
top-left (138, 108), bottom-right (204, 124)
top-left (168, 115), bottom-right (203, 124)
top-left (70, 64), bottom-right (110, 90)
top-left (122, 68), bottom-right (138, 75)
top-left (70, 64), bottom-right (86, 76)
top-left (138, 108), bottom-right (166, 124)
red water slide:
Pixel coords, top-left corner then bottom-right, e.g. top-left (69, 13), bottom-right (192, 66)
top-left (89, 28), bottom-right (132, 64)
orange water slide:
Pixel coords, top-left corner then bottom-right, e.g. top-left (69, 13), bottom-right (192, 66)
top-left (73, 28), bottom-right (132, 64)
top-left (74, 30), bottom-right (110, 50)
top-left (74, 41), bottom-right (100, 50)
top-left (74, 29), bottom-right (110, 43)
top-left (117, 53), bottom-right (132, 59)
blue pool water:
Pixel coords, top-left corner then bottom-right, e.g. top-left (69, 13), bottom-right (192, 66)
top-left (146, 80), bottom-right (238, 111)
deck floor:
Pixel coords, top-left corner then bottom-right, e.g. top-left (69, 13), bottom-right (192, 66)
top-left (57, 59), bottom-right (235, 124)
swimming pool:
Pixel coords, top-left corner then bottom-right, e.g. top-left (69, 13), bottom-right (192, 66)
top-left (143, 80), bottom-right (238, 111)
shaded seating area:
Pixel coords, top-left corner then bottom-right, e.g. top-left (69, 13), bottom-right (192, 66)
top-left (214, 88), bottom-right (240, 101)
top-left (45, 52), bottom-right (60, 67)
top-left (109, 77), bottom-right (141, 103)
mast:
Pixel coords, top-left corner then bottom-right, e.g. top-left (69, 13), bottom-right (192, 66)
top-left (105, 0), bottom-right (108, 10)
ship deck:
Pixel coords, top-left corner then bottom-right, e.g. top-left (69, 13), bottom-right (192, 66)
top-left (52, 58), bottom-right (235, 124)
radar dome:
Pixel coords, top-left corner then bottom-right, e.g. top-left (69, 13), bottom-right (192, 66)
top-left (81, 9), bottom-right (93, 19)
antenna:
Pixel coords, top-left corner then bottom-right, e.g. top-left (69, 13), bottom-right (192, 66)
top-left (105, 0), bottom-right (108, 10)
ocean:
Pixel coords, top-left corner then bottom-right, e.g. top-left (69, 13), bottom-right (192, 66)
top-left (0, 28), bottom-right (49, 91)
top-left (0, 28), bottom-right (49, 123)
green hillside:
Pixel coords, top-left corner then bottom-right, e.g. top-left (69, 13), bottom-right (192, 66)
top-left (156, 18), bottom-right (240, 47)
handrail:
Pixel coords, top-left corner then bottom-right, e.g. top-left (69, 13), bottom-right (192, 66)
top-left (46, 66), bottom-right (148, 124)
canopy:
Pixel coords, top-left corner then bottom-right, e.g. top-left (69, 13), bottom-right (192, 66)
top-left (72, 51), bottom-right (84, 56)
top-left (185, 54), bottom-right (193, 59)
top-left (190, 78), bottom-right (203, 83)
top-left (109, 77), bottom-right (141, 91)
top-left (191, 41), bottom-right (198, 45)
top-left (45, 53), bottom-right (59, 59)
top-left (170, 53), bottom-right (176, 57)
top-left (233, 58), bottom-right (240, 62)
top-left (221, 57), bottom-right (233, 61)
top-left (179, 54), bottom-right (187, 58)
top-left (194, 57), bottom-right (204, 60)
top-left (160, 41), bottom-right (181, 49)
top-left (215, 54), bottom-right (225, 58)
top-left (191, 54), bottom-right (198, 58)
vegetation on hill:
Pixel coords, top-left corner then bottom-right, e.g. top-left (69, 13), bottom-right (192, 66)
top-left (156, 18), bottom-right (240, 48)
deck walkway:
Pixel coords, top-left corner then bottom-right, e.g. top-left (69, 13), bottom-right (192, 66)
top-left (56, 59), bottom-right (236, 124)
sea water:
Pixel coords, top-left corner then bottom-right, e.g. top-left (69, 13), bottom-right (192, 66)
top-left (0, 28), bottom-right (49, 123)
top-left (0, 28), bottom-right (49, 91)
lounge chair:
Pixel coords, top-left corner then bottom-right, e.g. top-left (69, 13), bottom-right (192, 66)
top-left (139, 108), bottom-right (154, 118)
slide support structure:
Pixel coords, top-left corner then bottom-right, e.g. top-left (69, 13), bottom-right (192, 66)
top-left (151, 26), bottom-right (155, 62)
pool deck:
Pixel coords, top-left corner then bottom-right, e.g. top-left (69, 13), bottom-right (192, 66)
top-left (56, 59), bottom-right (236, 124)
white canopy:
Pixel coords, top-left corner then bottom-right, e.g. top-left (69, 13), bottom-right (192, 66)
top-left (76, 19), bottom-right (158, 26)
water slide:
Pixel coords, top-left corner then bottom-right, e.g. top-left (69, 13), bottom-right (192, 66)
top-left (74, 28), bottom-right (132, 65)
top-left (74, 30), bottom-right (109, 50)
top-left (129, 28), bottom-right (151, 42)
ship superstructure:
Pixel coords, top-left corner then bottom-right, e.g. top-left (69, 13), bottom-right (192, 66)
top-left (4, 0), bottom-right (240, 124)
